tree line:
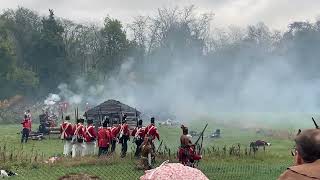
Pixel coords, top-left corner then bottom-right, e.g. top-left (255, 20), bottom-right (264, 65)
top-left (1, 6), bottom-right (320, 101)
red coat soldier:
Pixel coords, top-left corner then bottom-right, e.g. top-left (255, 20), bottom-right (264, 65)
top-left (144, 117), bottom-right (160, 164)
top-left (119, 115), bottom-right (130, 158)
top-left (97, 120), bottom-right (112, 156)
top-left (84, 119), bottom-right (97, 155)
top-left (145, 117), bottom-right (160, 141)
top-left (72, 118), bottom-right (85, 158)
top-left (110, 124), bottom-right (121, 153)
top-left (60, 116), bottom-right (74, 140)
top-left (84, 120), bottom-right (97, 142)
top-left (132, 119), bottom-right (145, 158)
top-left (21, 115), bottom-right (31, 143)
top-left (60, 116), bottom-right (74, 156)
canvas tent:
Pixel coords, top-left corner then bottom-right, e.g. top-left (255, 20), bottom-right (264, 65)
top-left (84, 99), bottom-right (140, 129)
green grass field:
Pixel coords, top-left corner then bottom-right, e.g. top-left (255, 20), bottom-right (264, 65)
top-left (0, 115), bottom-right (310, 180)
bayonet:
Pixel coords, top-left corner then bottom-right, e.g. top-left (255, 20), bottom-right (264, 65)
top-left (312, 117), bottom-right (319, 129)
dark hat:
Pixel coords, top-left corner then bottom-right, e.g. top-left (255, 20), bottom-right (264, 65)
top-left (138, 119), bottom-right (143, 126)
top-left (65, 116), bottom-right (70, 121)
top-left (79, 118), bottom-right (85, 123)
top-left (151, 117), bottom-right (155, 123)
top-left (104, 118), bottom-right (110, 124)
top-left (122, 114), bottom-right (127, 121)
top-left (102, 120), bottom-right (108, 127)
top-left (87, 119), bottom-right (93, 124)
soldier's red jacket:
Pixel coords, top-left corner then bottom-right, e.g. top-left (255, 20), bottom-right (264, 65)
top-left (120, 123), bottom-right (130, 137)
top-left (106, 127), bottom-right (112, 138)
top-left (111, 125), bottom-right (121, 139)
top-left (97, 127), bottom-right (111, 148)
top-left (21, 118), bottom-right (31, 130)
top-left (145, 124), bottom-right (160, 141)
top-left (74, 123), bottom-right (85, 139)
top-left (84, 125), bottom-right (97, 142)
top-left (131, 127), bottom-right (145, 139)
top-left (60, 121), bottom-right (74, 139)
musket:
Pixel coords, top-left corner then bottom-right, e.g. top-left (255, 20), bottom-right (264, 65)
top-left (156, 140), bottom-right (164, 154)
top-left (76, 107), bottom-right (79, 120)
top-left (194, 123), bottom-right (208, 146)
top-left (135, 108), bottom-right (138, 127)
top-left (297, 129), bottom-right (302, 135)
top-left (74, 108), bottom-right (77, 122)
top-left (194, 123), bottom-right (208, 166)
top-left (99, 107), bottom-right (103, 125)
top-left (312, 117), bottom-right (319, 129)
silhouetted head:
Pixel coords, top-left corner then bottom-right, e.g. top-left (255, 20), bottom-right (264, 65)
top-left (87, 119), bottom-right (93, 125)
top-left (104, 117), bottom-right (110, 124)
top-left (79, 118), bottom-right (84, 124)
top-left (102, 120), bottom-right (108, 127)
top-left (181, 125), bottom-right (188, 135)
top-left (65, 116), bottom-right (70, 121)
top-left (294, 129), bottom-right (320, 164)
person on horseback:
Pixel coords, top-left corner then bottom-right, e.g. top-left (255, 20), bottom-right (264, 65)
top-left (178, 125), bottom-right (202, 167)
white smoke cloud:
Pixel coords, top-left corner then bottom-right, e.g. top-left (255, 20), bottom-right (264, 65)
top-left (44, 93), bottom-right (61, 105)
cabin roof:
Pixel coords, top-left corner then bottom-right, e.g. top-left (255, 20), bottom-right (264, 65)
top-left (84, 99), bottom-right (140, 118)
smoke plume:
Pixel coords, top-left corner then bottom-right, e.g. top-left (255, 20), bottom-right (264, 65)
top-left (47, 8), bottom-right (320, 123)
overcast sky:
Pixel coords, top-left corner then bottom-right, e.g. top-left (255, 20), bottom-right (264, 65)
top-left (1, 0), bottom-right (319, 30)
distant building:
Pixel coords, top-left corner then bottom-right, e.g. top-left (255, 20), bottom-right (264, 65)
top-left (84, 99), bottom-right (140, 129)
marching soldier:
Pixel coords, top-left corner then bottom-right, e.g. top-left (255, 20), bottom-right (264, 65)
top-left (178, 125), bottom-right (202, 167)
top-left (144, 117), bottom-right (160, 165)
top-left (145, 117), bottom-right (160, 152)
top-left (119, 115), bottom-right (130, 158)
top-left (72, 118), bottom-right (85, 158)
top-left (110, 123), bottom-right (121, 153)
top-left (21, 115), bottom-right (31, 143)
top-left (97, 119), bottom-right (112, 156)
top-left (84, 119), bottom-right (97, 156)
top-left (132, 119), bottom-right (145, 158)
top-left (60, 116), bottom-right (74, 156)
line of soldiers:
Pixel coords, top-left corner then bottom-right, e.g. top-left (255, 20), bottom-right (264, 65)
top-left (60, 115), bottom-right (160, 159)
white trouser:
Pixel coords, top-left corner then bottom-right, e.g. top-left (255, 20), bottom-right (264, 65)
top-left (84, 142), bottom-right (96, 156)
top-left (72, 143), bottom-right (84, 158)
top-left (63, 140), bottom-right (72, 156)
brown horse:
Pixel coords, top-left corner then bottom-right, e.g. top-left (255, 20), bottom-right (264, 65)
top-left (140, 137), bottom-right (155, 170)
